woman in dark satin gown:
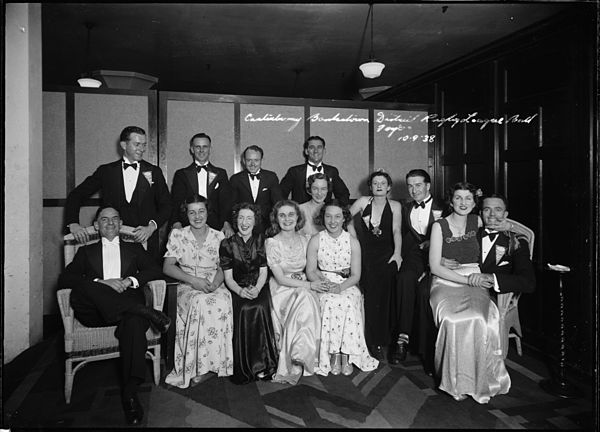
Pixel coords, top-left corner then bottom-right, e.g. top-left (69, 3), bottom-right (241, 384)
top-left (349, 170), bottom-right (403, 359)
top-left (219, 203), bottom-right (278, 384)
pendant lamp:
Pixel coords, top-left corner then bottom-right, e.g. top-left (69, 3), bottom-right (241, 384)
top-left (359, 4), bottom-right (385, 79)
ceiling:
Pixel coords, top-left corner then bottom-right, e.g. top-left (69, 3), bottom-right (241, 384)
top-left (42, 3), bottom-right (573, 100)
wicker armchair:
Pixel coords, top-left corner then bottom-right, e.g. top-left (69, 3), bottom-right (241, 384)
top-left (497, 219), bottom-right (535, 358)
top-left (57, 225), bottom-right (165, 404)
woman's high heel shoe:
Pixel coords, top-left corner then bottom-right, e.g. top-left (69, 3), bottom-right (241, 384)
top-left (331, 353), bottom-right (342, 375)
top-left (341, 354), bottom-right (353, 376)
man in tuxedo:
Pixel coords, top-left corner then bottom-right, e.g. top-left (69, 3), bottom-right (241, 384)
top-left (65, 126), bottom-right (171, 261)
top-left (169, 132), bottom-right (233, 236)
top-left (59, 206), bottom-right (171, 425)
top-left (229, 145), bottom-right (283, 233)
top-left (467, 194), bottom-right (535, 295)
top-left (390, 169), bottom-right (444, 365)
top-left (280, 136), bottom-right (350, 205)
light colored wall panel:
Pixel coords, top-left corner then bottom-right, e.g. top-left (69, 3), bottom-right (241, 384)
top-left (165, 100), bottom-right (235, 186)
top-left (373, 109), bottom-right (430, 200)
top-left (74, 94), bottom-right (148, 195)
top-left (309, 107), bottom-right (369, 198)
top-left (240, 104), bottom-right (305, 180)
top-left (43, 207), bottom-right (65, 315)
top-left (42, 91), bottom-right (66, 198)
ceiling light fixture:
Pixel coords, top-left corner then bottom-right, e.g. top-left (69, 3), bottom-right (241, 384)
top-left (77, 22), bottom-right (102, 88)
top-left (359, 3), bottom-right (385, 79)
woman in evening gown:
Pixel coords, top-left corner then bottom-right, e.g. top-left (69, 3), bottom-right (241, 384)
top-left (428, 182), bottom-right (510, 403)
top-left (163, 194), bottom-right (233, 388)
top-left (298, 173), bottom-right (329, 239)
top-left (265, 200), bottom-right (329, 385)
top-left (219, 203), bottom-right (278, 384)
top-left (349, 170), bottom-right (403, 359)
top-left (306, 199), bottom-right (379, 376)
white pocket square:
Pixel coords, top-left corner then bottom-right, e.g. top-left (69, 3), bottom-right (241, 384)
top-left (214, 182), bottom-right (219, 189)
top-left (261, 187), bottom-right (268, 191)
top-left (498, 261), bottom-right (510, 267)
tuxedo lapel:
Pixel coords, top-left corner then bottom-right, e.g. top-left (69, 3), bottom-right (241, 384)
top-left (240, 172), bottom-right (254, 200)
top-left (131, 161), bottom-right (151, 206)
top-left (111, 161), bottom-right (127, 205)
top-left (119, 242), bottom-right (133, 277)
top-left (184, 163), bottom-right (199, 195)
top-left (88, 242), bottom-right (104, 278)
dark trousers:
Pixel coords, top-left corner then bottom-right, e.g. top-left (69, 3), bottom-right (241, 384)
top-left (413, 273), bottom-right (436, 372)
top-left (392, 245), bottom-right (426, 340)
top-left (70, 281), bottom-right (150, 383)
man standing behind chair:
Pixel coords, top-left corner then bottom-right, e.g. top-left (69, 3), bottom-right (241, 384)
top-left (65, 126), bottom-right (171, 260)
top-left (229, 145), bottom-right (282, 233)
top-left (280, 136), bottom-right (350, 205)
top-left (390, 169), bottom-right (444, 365)
top-left (169, 132), bottom-right (233, 236)
top-left (59, 206), bottom-right (171, 425)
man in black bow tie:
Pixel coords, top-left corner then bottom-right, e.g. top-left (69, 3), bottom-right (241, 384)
top-left (59, 206), bottom-right (170, 425)
top-left (280, 136), bottom-right (350, 205)
top-left (390, 169), bottom-right (445, 366)
top-left (65, 126), bottom-right (171, 261)
top-left (229, 145), bottom-right (282, 233)
top-left (169, 133), bottom-right (233, 236)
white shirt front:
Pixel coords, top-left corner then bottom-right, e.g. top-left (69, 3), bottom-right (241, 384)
top-left (122, 157), bottom-right (140, 203)
top-left (305, 163), bottom-right (324, 181)
top-left (481, 230), bottom-right (501, 293)
top-left (195, 162), bottom-right (209, 198)
top-left (409, 195), bottom-right (433, 235)
top-left (101, 237), bottom-right (121, 279)
top-left (248, 170), bottom-right (260, 202)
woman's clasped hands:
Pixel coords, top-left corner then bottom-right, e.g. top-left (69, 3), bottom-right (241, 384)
top-left (190, 276), bottom-right (216, 293)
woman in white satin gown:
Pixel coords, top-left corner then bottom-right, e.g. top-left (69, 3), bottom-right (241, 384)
top-left (428, 182), bottom-right (510, 404)
top-left (265, 200), bottom-right (329, 385)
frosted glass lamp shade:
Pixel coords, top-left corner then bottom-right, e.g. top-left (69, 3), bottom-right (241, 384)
top-left (359, 61), bottom-right (385, 79)
top-left (77, 77), bottom-right (102, 88)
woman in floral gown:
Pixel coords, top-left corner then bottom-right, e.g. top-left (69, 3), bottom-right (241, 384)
top-left (306, 199), bottom-right (379, 376)
top-left (163, 194), bottom-right (233, 388)
top-left (265, 200), bottom-right (329, 385)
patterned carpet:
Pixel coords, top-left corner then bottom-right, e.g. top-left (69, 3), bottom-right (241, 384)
top-left (2, 335), bottom-right (595, 429)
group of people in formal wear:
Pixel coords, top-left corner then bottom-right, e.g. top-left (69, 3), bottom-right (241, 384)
top-left (60, 125), bottom-right (535, 425)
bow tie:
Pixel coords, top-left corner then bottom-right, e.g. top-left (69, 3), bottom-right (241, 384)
top-left (196, 164), bottom-right (208, 173)
top-left (248, 173), bottom-right (261, 181)
top-left (482, 230), bottom-right (499, 242)
top-left (123, 162), bottom-right (138, 170)
top-left (413, 196), bottom-right (432, 209)
top-left (308, 163), bottom-right (323, 173)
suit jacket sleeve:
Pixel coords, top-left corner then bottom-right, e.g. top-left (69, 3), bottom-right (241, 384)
top-left (496, 239), bottom-right (536, 294)
top-left (270, 172), bottom-right (283, 204)
top-left (279, 167), bottom-right (296, 199)
top-left (127, 243), bottom-right (164, 286)
top-left (330, 166), bottom-right (350, 204)
top-left (169, 169), bottom-right (187, 226)
top-left (151, 166), bottom-right (172, 228)
top-left (65, 166), bottom-right (104, 226)
top-left (58, 247), bottom-right (96, 289)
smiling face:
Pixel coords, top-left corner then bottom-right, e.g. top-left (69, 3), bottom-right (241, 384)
top-left (244, 149), bottom-right (262, 174)
top-left (237, 208), bottom-right (256, 237)
top-left (370, 175), bottom-right (391, 196)
top-left (190, 137), bottom-right (211, 164)
top-left (309, 178), bottom-right (329, 204)
top-left (120, 132), bottom-right (147, 162)
top-left (481, 197), bottom-right (508, 227)
top-left (304, 139), bottom-right (325, 164)
top-left (450, 189), bottom-right (476, 216)
top-left (94, 207), bottom-right (122, 241)
top-left (277, 205), bottom-right (298, 232)
top-left (186, 202), bottom-right (208, 229)
top-left (406, 175), bottom-right (431, 203)
top-left (323, 204), bottom-right (344, 236)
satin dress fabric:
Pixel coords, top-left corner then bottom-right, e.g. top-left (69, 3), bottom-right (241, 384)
top-left (265, 235), bottom-right (321, 385)
top-left (219, 233), bottom-right (279, 384)
top-left (429, 215), bottom-right (511, 403)
top-left (356, 198), bottom-right (397, 347)
top-left (314, 230), bottom-right (379, 375)
top-left (164, 227), bottom-right (234, 388)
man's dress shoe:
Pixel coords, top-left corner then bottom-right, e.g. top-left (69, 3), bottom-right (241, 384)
top-left (133, 304), bottom-right (171, 333)
top-left (122, 394), bottom-right (144, 425)
top-left (368, 345), bottom-right (384, 361)
top-left (390, 340), bottom-right (408, 365)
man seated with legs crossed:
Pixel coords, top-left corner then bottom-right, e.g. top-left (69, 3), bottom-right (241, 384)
top-left (59, 206), bottom-right (171, 425)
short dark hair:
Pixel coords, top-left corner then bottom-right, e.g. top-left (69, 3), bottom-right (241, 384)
top-left (189, 133), bottom-right (211, 146)
top-left (231, 202), bottom-right (262, 233)
top-left (303, 136), bottom-right (326, 151)
top-left (445, 182), bottom-right (480, 213)
top-left (119, 126), bottom-right (146, 142)
top-left (315, 199), bottom-right (352, 230)
top-left (242, 145), bottom-right (264, 159)
top-left (306, 172), bottom-right (332, 195)
top-left (406, 169), bottom-right (431, 184)
top-left (180, 194), bottom-right (210, 225)
top-left (95, 205), bottom-right (120, 221)
top-left (482, 193), bottom-right (509, 211)
top-left (368, 170), bottom-right (393, 190)
top-left (266, 200), bottom-right (305, 237)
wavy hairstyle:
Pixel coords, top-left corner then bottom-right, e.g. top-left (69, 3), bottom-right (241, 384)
top-left (266, 199), bottom-right (305, 237)
top-left (231, 202), bottom-right (262, 233)
top-left (179, 194), bottom-right (210, 225)
top-left (306, 172), bottom-right (332, 195)
top-left (314, 199), bottom-right (352, 231)
top-left (445, 181), bottom-right (480, 214)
